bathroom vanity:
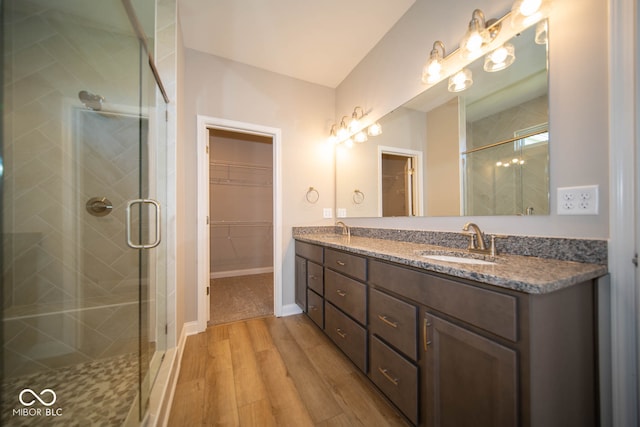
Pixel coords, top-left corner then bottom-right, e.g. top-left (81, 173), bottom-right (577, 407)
top-left (293, 229), bottom-right (607, 427)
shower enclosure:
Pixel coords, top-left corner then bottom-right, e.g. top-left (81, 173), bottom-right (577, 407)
top-left (1, 0), bottom-right (168, 425)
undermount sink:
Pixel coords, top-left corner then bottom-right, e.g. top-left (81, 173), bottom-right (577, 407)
top-left (422, 254), bottom-right (496, 266)
top-left (415, 250), bottom-right (497, 266)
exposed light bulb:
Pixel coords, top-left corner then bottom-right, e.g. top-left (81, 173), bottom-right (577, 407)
top-left (519, 0), bottom-right (542, 16)
top-left (465, 31), bottom-right (484, 53)
top-left (492, 47), bottom-right (509, 63)
top-left (354, 131), bottom-right (368, 143)
top-left (344, 138), bottom-right (354, 148)
top-left (448, 68), bottom-right (473, 92)
top-left (337, 126), bottom-right (348, 141)
top-left (348, 118), bottom-right (360, 133)
top-left (367, 122), bottom-right (382, 136)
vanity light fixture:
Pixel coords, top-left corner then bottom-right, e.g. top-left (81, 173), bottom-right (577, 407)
top-left (484, 43), bottom-right (515, 72)
top-left (459, 9), bottom-right (498, 59)
top-left (327, 124), bottom-right (338, 144)
top-left (511, 0), bottom-right (551, 29)
top-left (422, 41), bottom-right (446, 84)
top-left (349, 106), bottom-right (365, 133)
top-left (367, 122), bottom-right (383, 136)
top-left (448, 68), bottom-right (473, 92)
top-left (337, 116), bottom-right (350, 141)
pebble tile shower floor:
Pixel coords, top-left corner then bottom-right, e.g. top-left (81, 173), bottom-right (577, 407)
top-left (1, 353), bottom-right (138, 426)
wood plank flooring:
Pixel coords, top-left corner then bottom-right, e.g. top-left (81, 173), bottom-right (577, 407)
top-left (168, 314), bottom-right (409, 426)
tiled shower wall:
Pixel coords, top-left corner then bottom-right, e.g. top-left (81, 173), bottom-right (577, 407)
top-left (3, 0), bottom-right (145, 377)
top-left (464, 95), bottom-right (549, 216)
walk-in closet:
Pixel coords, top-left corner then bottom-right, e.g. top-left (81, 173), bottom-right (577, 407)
top-left (208, 129), bottom-right (274, 325)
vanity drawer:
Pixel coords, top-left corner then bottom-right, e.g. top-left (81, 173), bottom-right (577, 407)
top-left (325, 248), bottom-right (367, 281)
top-left (307, 261), bottom-right (323, 295)
top-left (369, 260), bottom-right (518, 341)
top-left (325, 269), bottom-right (366, 325)
top-left (325, 302), bottom-right (367, 372)
top-left (369, 288), bottom-right (418, 361)
top-left (370, 335), bottom-right (418, 425)
top-left (295, 241), bottom-right (323, 264)
top-left (307, 289), bottom-right (324, 329)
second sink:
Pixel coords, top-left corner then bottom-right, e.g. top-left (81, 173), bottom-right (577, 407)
top-left (415, 249), bottom-right (497, 266)
top-left (422, 254), bottom-right (496, 266)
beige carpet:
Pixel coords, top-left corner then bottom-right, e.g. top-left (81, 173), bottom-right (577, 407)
top-left (209, 273), bottom-right (274, 325)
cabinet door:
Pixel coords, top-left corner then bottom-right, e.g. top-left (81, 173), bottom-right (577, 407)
top-left (295, 255), bottom-right (307, 311)
top-left (423, 312), bottom-right (517, 427)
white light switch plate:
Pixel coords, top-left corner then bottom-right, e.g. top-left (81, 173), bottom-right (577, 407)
top-left (322, 208), bottom-right (332, 218)
top-left (557, 185), bottom-right (599, 215)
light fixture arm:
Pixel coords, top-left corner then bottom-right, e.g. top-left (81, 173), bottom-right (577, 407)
top-left (430, 41), bottom-right (446, 59)
top-left (469, 9), bottom-right (486, 32)
top-left (351, 106), bottom-right (365, 120)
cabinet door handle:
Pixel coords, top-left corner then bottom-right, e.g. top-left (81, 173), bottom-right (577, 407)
top-left (309, 275), bottom-right (317, 280)
top-left (336, 260), bottom-right (346, 266)
top-left (378, 367), bottom-right (399, 386)
top-left (309, 305), bottom-right (316, 311)
top-left (336, 289), bottom-right (347, 297)
top-left (378, 315), bottom-right (398, 328)
top-left (423, 317), bottom-right (432, 351)
top-left (336, 328), bottom-right (347, 339)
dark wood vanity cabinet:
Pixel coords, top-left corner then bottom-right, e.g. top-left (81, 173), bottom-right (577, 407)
top-left (294, 241), bottom-right (324, 327)
top-left (295, 240), bottom-right (597, 427)
top-left (369, 258), bottom-right (597, 427)
top-left (422, 312), bottom-right (517, 427)
top-left (323, 248), bottom-right (368, 373)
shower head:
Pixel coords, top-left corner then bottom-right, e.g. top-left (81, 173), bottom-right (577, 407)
top-left (78, 90), bottom-right (104, 111)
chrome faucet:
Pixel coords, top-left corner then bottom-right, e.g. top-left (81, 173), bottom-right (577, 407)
top-left (336, 221), bottom-right (351, 241)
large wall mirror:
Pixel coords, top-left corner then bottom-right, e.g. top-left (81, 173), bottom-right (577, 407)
top-left (336, 22), bottom-right (549, 218)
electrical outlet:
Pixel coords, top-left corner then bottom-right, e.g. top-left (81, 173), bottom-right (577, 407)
top-left (322, 208), bottom-right (333, 219)
top-left (557, 185), bottom-right (599, 215)
top-left (337, 208), bottom-right (347, 218)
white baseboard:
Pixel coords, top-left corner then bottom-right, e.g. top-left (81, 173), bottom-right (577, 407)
top-left (156, 321), bottom-right (199, 427)
top-left (210, 267), bottom-right (274, 279)
top-left (280, 303), bottom-right (303, 317)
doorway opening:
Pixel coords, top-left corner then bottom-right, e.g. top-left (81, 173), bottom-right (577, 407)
top-left (208, 129), bottom-right (274, 325)
top-left (379, 148), bottom-right (422, 217)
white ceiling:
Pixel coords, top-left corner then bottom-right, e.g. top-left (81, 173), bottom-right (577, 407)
top-left (178, 0), bottom-right (416, 88)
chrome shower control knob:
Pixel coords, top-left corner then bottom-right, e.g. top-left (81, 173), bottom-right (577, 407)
top-left (86, 197), bottom-right (113, 217)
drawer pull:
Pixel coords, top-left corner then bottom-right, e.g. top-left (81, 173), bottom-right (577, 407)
top-left (336, 260), bottom-right (346, 266)
top-left (336, 289), bottom-right (347, 297)
top-left (378, 367), bottom-right (399, 386)
top-left (336, 328), bottom-right (347, 339)
top-left (378, 315), bottom-right (398, 328)
top-left (423, 317), bottom-right (432, 351)
top-left (309, 305), bottom-right (316, 311)
top-left (309, 275), bottom-right (317, 280)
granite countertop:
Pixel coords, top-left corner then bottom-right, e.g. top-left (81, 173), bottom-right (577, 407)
top-left (294, 233), bottom-right (608, 295)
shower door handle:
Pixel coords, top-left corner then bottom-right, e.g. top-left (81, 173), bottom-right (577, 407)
top-left (126, 199), bottom-right (161, 249)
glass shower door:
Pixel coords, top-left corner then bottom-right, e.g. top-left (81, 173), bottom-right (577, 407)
top-left (1, 0), bottom-right (167, 424)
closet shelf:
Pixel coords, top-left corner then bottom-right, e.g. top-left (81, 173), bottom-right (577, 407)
top-left (210, 221), bottom-right (272, 227)
top-left (210, 161), bottom-right (272, 171)
top-left (210, 178), bottom-right (272, 187)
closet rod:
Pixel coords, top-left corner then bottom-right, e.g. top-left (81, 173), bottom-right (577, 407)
top-left (210, 161), bottom-right (272, 171)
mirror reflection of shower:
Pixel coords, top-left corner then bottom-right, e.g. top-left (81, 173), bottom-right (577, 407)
top-left (78, 90), bottom-right (105, 111)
